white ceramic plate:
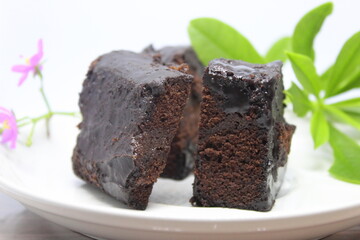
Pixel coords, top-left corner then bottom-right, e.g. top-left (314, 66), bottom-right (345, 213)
top-left (0, 113), bottom-right (360, 240)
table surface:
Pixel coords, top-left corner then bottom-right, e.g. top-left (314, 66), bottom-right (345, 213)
top-left (0, 192), bottom-right (359, 240)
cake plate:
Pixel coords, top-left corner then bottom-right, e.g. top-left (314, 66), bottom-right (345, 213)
top-left (0, 114), bottom-right (359, 240)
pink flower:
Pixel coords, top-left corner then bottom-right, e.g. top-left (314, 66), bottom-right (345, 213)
top-left (0, 107), bottom-right (18, 149)
top-left (12, 39), bottom-right (44, 86)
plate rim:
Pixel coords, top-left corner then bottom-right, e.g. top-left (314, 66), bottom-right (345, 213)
top-left (1, 172), bottom-right (360, 233)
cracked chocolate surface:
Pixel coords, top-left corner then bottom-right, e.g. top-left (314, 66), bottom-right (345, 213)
top-left (72, 50), bottom-right (192, 210)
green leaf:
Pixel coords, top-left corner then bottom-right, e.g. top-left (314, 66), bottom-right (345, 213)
top-left (320, 64), bottom-right (333, 86)
top-left (332, 67), bottom-right (360, 95)
top-left (344, 110), bottom-right (360, 122)
top-left (345, 76), bottom-right (360, 90)
top-left (324, 105), bottom-right (360, 131)
top-left (285, 82), bottom-right (312, 117)
top-left (326, 31), bottom-right (360, 97)
top-left (188, 18), bottom-right (265, 65)
top-left (292, 2), bottom-right (333, 60)
top-left (265, 37), bottom-right (292, 62)
top-left (331, 97), bottom-right (360, 114)
top-left (343, 111), bottom-right (360, 122)
top-left (311, 107), bottom-right (329, 148)
top-left (325, 109), bottom-right (360, 125)
top-left (283, 94), bottom-right (291, 105)
top-left (331, 98), bottom-right (360, 123)
top-left (287, 52), bottom-right (321, 96)
top-left (328, 125), bottom-right (360, 184)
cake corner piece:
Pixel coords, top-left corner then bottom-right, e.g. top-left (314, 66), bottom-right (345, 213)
top-left (193, 58), bottom-right (295, 211)
top-left (72, 50), bottom-right (193, 210)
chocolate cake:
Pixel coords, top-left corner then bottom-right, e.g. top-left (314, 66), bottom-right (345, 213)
top-left (72, 50), bottom-right (193, 210)
top-left (143, 46), bottom-right (203, 179)
top-left (192, 59), bottom-right (295, 211)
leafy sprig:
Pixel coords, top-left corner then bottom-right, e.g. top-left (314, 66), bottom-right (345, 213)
top-left (187, 2), bottom-right (360, 184)
top-left (188, 2), bottom-right (333, 66)
top-left (286, 31), bottom-right (360, 184)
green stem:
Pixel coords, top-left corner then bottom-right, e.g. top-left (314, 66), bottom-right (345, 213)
top-left (16, 67), bottom-right (81, 146)
top-left (18, 111), bottom-right (80, 146)
top-left (33, 112), bottom-right (53, 122)
top-left (26, 122), bottom-right (37, 147)
top-left (37, 70), bottom-right (52, 136)
top-left (17, 112), bottom-right (79, 128)
top-left (40, 87), bottom-right (52, 113)
top-left (16, 116), bottom-right (31, 123)
top-left (52, 111), bottom-right (80, 117)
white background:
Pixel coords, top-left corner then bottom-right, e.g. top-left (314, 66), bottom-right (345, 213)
top-left (0, 0), bottom-right (359, 117)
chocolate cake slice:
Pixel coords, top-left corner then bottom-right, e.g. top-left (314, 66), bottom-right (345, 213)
top-left (72, 50), bottom-right (193, 210)
top-left (192, 59), bottom-right (295, 211)
top-left (143, 46), bottom-right (203, 179)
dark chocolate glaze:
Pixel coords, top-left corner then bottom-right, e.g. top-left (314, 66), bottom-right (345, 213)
top-left (72, 50), bottom-right (192, 209)
top-left (206, 59), bottom-right (284, 126)
top-left (193, 58), bottom-right (295, 212)
top-left (142, 45), bottom-right (203, 180)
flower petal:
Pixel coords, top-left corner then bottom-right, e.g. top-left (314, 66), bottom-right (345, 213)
top-left (1, 129), bottom-right (13, 143)
top-left (0, 113), bottom-right (9, 122)
top-left (0, 107), bottom-right (18, 149)
top-left (38, 39), bottom-right (43, 53)
top-left (9, 117), bottom-right (18, 130)
top-left (18, 72), bottom-right (29, 86)
top-left (30, 53), bottom-right (43, 66)
top-left (0, 107), bottom-right (11, 115)
top-left (12, 65), bottom-right (31, 73)
top-left (1, 130), bottom-right (17, 148)
top-left (30, 39), bottom-right (44, 66)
